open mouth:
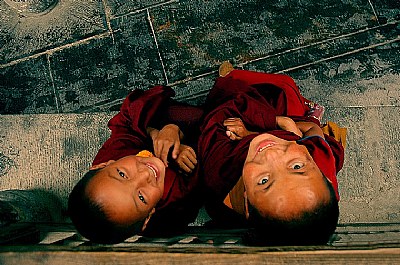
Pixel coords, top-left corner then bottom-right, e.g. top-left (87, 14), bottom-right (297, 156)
top-left (146, 163), bottom-right (159, 179)
top-left (257, 140), bottom-right (276, 152)
top-left (253, 140), bottom-right (277, 160)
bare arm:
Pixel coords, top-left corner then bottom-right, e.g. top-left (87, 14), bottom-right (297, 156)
top-left (295, 121), bottom-right (325, 138)
top-left (276, 116), bottom-right (302, 137)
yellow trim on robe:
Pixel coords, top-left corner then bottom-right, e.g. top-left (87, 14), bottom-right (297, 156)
top-left (223, 176), bottom-right (246, 217)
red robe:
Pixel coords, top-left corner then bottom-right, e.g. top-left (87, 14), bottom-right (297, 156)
top-left (198, 70), bottom-right (344, 224)
top-left (92, 86), bottom-right (203, 236)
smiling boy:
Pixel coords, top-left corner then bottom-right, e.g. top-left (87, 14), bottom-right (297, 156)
top-left (68, 86), bottom-right (203, 243)
top-left (198, 64), bottom-right (345, 245)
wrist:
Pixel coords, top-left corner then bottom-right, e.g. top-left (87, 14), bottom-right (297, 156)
top-left (163, 124), bottom-right (184, 140)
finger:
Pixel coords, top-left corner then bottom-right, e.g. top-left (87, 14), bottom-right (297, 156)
top-left (159, 142), bottom-right (171, 166)
top-left (153, 140), bottom-right (161, 158)
top-left (231, 134), bottom-right (242, 140)
top-left (224, 120), bottom-right (242, 127)
top-left (226, 125), bottom-right (240, 135)
top-left (185, 152), bottom-right (198, 166)
top-left (180, 147), bottom-right (196, 160)
top-left (229, 132), bottom-right (236, 140)
top-left (186, 147), bottom-right (197, 159)
top-left (223, 117), bottom-right (240, 124)
top-left (171, 141), bottom-right (180, 159)
top-left (225, 117), bottom-right (241, 122)
top-left (176, 155), bottom-right (191, 172)
top-left (184, 157), bottom-right (196, 171)
top-left (182, 157), bottom-right (195, 170)
top-left (227, 130), bottom-right (241, 140)
top-left (178, 161), bottom-right (192, 173)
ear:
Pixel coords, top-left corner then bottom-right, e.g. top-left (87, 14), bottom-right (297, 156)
top-left (89, 160), bottom-right (115, 170)
top-left (141, 208), bottom-right (156, 232)
top-left (244, 191), bottom-right (250, 219)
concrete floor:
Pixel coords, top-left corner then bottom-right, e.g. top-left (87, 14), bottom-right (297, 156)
top-left (0, 0), bottom-right (399, 225)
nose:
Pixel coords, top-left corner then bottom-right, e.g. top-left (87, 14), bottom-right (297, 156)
top-left (136, 164), bottom-right (155, 185)
top-left (255, 148), bottom-right (286, 164)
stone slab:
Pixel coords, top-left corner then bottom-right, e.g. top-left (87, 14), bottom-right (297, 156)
top-left (0, 56), bottom-right (58, 114)
top-left (0, 0), bottom-right (107, 64)
top-left (0, 105), bottom-right (399, 224)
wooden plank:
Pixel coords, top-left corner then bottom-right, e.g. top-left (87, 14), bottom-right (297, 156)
top-left (0, 248), bottom-right (399, 265)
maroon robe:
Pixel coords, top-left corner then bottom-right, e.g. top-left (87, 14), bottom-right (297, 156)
top-left (198, 70), bottom-right (344, 224)
top-left (92, 86), bottom-right (203, 236)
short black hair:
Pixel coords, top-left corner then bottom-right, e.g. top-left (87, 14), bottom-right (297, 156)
top-left (244, 178), bottom-right (339, 246)
top-left (68, 170), bottom-right (144, 244)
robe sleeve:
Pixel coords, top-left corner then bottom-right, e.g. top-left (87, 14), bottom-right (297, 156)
top-left (203, 76), bottom-right (278, 132)
top-left (92, 86), bottom-right (175, 165)
top-left (224, 69), bottom-right (309, 117)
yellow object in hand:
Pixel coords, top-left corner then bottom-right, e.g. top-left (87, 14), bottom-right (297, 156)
top-left (136, 150), bottom-right (154, 157)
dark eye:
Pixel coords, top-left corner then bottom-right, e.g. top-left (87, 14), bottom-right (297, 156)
top-left (138, 193), bottom-right (146, 204)
top-left (292, 163), bottom-right (304, 170)
top-left (258, 177), bottom-right (269, 185)
top-left (117, 169), bottom-right (126, 178)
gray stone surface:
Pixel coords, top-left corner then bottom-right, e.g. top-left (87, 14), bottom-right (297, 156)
top-left (0, 104), bottom-right (399, 224)
top-left (0, 113), bottom-right (113, 221)
top-left (0, 0), bottom-right (399, 226)
top-left (0, 0), bottom-right (106, 64)
top-left (1, 0), bottom-right (398, 114)
top-left (327, 106), bottom-right (400, 223)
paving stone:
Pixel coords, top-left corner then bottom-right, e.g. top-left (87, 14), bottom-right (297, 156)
top-left (0, 55), bottom-right (58, 114)
top-left (0, 106), bottom-right (399, 224)
top-left (0, 0), bottom-right (399, 235)
top-left (245, 21), bottom-right (400, 74)
top-left (326, 106), bottom-right (400, 223)
top-left (173, 73), bottom-right (216, 106)
top-left (106, 0), bottom-right (173, 18)
top-left (245, 38), bottom-right (400, 108)
top-left (150, 0), bottom-right (376, 83)
top-left (0, 113), bottom-right (113, 211)
top-left (50, 11), bottom-right (165, 113)
top-left (372, 0), bottom-right (400, 23)
top-left (0, 0), bottom-right (107, 64)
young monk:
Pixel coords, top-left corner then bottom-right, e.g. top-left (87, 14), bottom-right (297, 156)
top-left (198, 63), bottom-right (346, 245)
top-left (68, 86), bottom-right (203, 244)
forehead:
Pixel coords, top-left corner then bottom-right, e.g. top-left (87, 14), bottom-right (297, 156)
top-left (86, 172), bottom-right (147, 223)
top-left (87, 171), bottom-right (131, 206)
top-left (253, 173), bottom-right (329, 214)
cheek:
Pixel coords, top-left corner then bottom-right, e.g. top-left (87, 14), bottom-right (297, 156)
top-left (149, 188), bottom-right (164, 205)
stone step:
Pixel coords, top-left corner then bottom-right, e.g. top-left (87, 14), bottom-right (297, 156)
top-left (0, 109), bottom-right (399, 224)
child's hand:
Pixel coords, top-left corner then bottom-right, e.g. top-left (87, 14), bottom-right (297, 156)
top-left (223, 118), bottom-right (256, 140)
top-left (175, 144), bottom-right (197, 173)
top-left (276, 116), bottom-right (303, 137)
top-left (151, 124), bottom-right (182, 166)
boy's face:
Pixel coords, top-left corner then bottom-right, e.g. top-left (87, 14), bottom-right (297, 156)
top-left (243, 133), bottom-right (330, 219)
top-left (86, 155), bottom-right (166, 226)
